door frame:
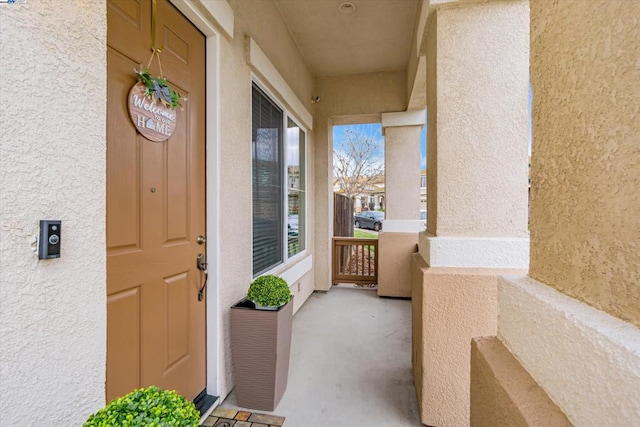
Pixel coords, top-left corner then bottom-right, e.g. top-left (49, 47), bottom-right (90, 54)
top-left (167, 0), bottom-right (223, 398)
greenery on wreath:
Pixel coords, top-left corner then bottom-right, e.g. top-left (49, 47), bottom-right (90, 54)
top-left (84, 386), bottom-right (199, 427)
top-left (247, 275), bottom-right (291, 308)
top-left (135, 68), bottom-right (184, 110)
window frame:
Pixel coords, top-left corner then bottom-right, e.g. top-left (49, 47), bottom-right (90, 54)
top-left (285, 116), bottom-right (306, 260)
top-left (251, 79), bottom-right (308, 278)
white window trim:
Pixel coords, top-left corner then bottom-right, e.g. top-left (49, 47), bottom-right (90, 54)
top-left (284, 115), bottom-right (307, 263)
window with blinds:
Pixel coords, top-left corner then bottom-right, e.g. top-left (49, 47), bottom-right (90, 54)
top-left (252, 84), bottom-right (284, 276)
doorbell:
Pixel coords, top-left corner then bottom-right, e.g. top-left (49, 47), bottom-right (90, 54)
top-left (38, 220), bottom-right (61, 259)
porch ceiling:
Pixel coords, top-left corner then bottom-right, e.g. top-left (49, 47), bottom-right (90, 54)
top-left (273, 0), bottom-right (420, 77)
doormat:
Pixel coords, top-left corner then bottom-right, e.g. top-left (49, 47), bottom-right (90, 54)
top-left (201, 406), bottom-right (285, 427)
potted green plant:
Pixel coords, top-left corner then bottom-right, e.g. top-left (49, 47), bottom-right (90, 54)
top-left (247, 274), bottom-right (291, 310)
top-left (230, 275), bottom-right (294, 411)
top-left (84, 386), bottom-right (199, 427)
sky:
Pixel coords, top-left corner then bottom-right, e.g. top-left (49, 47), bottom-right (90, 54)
top-left (333, 122), bottom-right (427, 170)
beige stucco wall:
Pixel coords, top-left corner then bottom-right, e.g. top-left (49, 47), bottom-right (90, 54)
top-left (377, 232), bottom-right (418, 298)
top-left (406, 7), bottom-right (427, 111)
top-left (416, 259), bottom-right (496, 427)
top-left (470, 337), bottom-right (571, 427)
top-left (313, 71), bottom-right (407, 291)
top-left (411, 254), bottom-right (526, 426)
top-left (384, 125), bottom-right (422, 220)
top-left (217, 0), bottom-right (315, 398)
top-left (0, 1), bottom-right (107, 425)
top-left (427, 1), bottom-right (530, 237)
top-left (227, 0), bottom-right (313, 114)
top-left (290, 270), bottom-right (315, 314)
top-left (529, 0), bottom-right (640, 327)
top-left (426, 11), bottom-right (438, 235)
top-left (415, 3), bottom-right (531, 426)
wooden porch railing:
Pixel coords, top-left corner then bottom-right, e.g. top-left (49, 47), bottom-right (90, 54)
top-left (332, 237), bottom-right (378, 285)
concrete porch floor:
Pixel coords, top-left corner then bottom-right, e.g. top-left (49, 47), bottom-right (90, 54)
top-left (221, 286), bottom-right (422, 426)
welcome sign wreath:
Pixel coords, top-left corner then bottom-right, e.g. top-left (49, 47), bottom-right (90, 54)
top-left (128, 48), bottom-right (186, 142)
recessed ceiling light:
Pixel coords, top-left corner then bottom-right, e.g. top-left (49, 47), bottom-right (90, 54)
top-left (338, 2), bottom-right (357, 15)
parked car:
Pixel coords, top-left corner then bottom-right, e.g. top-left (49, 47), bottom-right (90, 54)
top-left (354, 211), bottom-right (384, 231)
top-left (287, 214), bottom-right (299, 235)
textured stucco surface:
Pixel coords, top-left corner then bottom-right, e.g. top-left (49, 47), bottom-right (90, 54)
top-left (470, 337), bottom-right (571, 427)
top-left (228, 0), bottom-right (314, 114)
top-left (406, 23), bottom-right (427, 111)
top-left (384, 125), bottom-right (422, 220)
top-left (428, 1), bottom-right (530, 237)
top-left (426, 11), bottom-right (438, 235)
top-left (217, 0), bottom-right (315, 399)
top-left (313, 71), bottom-right (406, 291)
top-left (529, 0), bottom-right (640, 327)
top-left (499, 275), bottom-right (640, 426)
top-left (273, 0), bottom-right (418, 77)
top-left (410, 254), bottom-right (525, 426)
top-left (418, 233), bottom-right (529, 269)
top-left (377, 232), bottom-right (418, 298)
top-left (0, 1), bottom-right (107, 425)
top-left (290, 269), bottom-right (314, 315)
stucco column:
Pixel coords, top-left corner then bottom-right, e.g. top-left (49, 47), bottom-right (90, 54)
top-left (495, 1), bottom-right (640, 425)
top-left (377, 110), bottom-right (424, 297)
top-left (381, 111), bottom-right (424, 221)
top-left (411, 1), bottom-right (530, 426)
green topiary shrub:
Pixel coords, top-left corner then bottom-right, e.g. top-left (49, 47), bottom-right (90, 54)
top-left (247, 275), bottom-right (291, 308)
top-left (84, 386), bottom-right (199, 427)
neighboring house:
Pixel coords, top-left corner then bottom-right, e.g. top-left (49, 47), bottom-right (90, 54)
top-left (360, 176), bottom-right (385, 212)
top-left (333, 174), bottom-right (385, 212)
top-left (1, 1), bottom-right (638, 426)
top-left (369, 178), bottom-right (386, 211)
top-left (339, 170), bottom-right (423, 215)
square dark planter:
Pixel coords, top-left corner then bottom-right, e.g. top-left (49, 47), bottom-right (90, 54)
top-left (230, 297), bottom-right (293, 411)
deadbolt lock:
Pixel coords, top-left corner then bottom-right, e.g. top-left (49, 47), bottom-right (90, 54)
top-left (197, 235), bottom-right (207, 245)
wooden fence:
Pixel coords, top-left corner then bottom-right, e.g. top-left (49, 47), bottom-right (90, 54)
top-left (332, 237), bottom-right (378, 285)
top-left (333, 193), bottom-right (354, 238)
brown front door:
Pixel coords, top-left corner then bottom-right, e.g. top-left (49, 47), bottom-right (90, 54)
top-left (106, 0), bottom-right (206, 402)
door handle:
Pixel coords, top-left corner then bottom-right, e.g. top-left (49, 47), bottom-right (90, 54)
top-left (196, 253), bottom-right (208, 301)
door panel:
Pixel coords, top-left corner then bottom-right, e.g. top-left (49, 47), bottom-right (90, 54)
top-left (107, 0), bottom-right (206, 403)
top-left (107, 48), bottom-right (141, 253)
top-left (164, 83), bottom-right (190, 244)
top-left (107, 0), bottom-right (150, 65)
top-left (106, 286), bottom-right (141, 399)
top-left (106, 49), bottom-right (142, 254)
top-left (165, 272), bottom-right (190, 365)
